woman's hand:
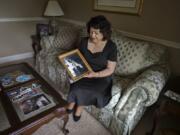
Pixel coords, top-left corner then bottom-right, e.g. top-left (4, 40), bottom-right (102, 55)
top-left (84, 71), bottom-right (98, 78)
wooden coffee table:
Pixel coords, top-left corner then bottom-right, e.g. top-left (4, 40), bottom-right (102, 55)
top-left (0, 63), bottom-right (69, 135)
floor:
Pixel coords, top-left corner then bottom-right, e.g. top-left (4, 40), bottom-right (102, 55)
top-left (131, 105), bottom-right (156, 135)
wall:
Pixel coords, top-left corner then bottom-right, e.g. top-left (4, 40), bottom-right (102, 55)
top-left (0, 0), bottom-right (47, 18)
top-left (0, 0), bottom-right (48, 57)
top-left (60, 0), bottom-right (180, 75)
top-left (60, 0), bottom-right (180, 44)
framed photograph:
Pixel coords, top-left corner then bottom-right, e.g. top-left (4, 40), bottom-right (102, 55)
top-left (0, 70), bottom-right (34, 89)
top-left (6, 81), bottom-right (57, 121)
top-left (36, 23), bottom-right (49, 37)
top-left (94, 0), bottom-right (143, 15)
top-left (58, 49), bottom-right (93, 82)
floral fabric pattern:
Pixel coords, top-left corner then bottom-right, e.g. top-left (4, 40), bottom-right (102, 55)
top-left (35, 22), bottom-right (170, 135)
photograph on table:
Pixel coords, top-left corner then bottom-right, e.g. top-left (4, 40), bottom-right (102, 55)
top-left (19, 94), bottom-right (51, 115)
top-left (6, 81), bottom-right (57, 121)
top-left (0, 70), bottom-right (34, 88)
top-left (58, 49), bottom-right (92, 82)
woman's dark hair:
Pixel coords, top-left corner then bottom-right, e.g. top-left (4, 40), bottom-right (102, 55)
top-left (86, 15), bottom-right (112, 40)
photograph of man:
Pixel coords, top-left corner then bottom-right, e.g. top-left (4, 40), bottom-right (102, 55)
top-left (64, 54), bottom-right (88, 77)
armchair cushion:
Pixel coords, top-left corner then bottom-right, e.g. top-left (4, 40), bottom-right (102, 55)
top-left (112, 31), bottom-right (166, 76)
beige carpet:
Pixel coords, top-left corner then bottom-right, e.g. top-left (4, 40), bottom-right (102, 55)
top-left (33, 110), bottom-right (111, 135)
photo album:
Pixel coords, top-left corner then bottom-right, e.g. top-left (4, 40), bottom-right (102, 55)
top-left (6, 81), bottom-right (57, 121)
top-left (58, 49), bottom-right (92, 82)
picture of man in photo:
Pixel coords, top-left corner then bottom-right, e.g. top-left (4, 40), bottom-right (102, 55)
top-left (64, 54), bottom-right (88, 77)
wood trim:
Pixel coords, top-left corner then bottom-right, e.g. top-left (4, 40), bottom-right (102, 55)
top-left (0, 17), bottom-right (46, 22)
top-left (0, 52), bottom-right (33, 64)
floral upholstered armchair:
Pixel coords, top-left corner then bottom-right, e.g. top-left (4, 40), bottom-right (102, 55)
top-left (35, 21), bottom-right (170, 135)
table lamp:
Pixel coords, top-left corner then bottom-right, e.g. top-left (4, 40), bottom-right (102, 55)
top-left (44, 0), bottom-right (64, 35)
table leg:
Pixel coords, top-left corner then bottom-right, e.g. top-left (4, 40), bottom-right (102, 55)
top-left (62, 113), bottom-right (69, 135)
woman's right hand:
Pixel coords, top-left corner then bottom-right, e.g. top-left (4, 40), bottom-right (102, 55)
top-left (84, 71), bottom-right (99, 78)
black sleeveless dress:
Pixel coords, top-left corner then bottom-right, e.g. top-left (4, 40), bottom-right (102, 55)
top-left (67, 37), bottom-right (117, 108)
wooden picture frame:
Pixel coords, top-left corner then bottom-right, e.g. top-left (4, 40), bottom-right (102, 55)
top-left (94, 0), bottom-right (143, 15)
top-left (58, 49), bottom-right (92, 82)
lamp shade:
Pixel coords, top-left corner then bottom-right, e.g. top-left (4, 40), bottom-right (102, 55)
top-left (44, 0), bottom-right (64, 16)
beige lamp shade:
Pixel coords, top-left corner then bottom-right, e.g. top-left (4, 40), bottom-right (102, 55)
top-left (44, 0), bottom-right (64, 16)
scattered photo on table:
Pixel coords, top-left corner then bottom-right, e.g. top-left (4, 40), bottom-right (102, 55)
top-left (58, 49), bottom-right (92, 82)
top-left (6, 81), bottom-right (57, 121)
top-left (19, 94), bottom-right (50, 115)
top-left (0, 70), bottom-right (34, 88)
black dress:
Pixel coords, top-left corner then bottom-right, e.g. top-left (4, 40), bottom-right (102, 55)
top-left (67, 37), bottom-right (117, 108)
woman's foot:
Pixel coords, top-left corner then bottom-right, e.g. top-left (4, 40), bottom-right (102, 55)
top-left (66, 102), bottom-right (75, 114)
top-left (73, 114), bottom-right (81, 122)
top-left (73, 106), bottom-right (83, 122)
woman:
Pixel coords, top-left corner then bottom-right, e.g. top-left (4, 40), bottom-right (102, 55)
top-left (66, 15), bottom-right (117, 122)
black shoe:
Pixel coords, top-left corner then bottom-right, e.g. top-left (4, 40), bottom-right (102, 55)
top-left (66, 108), bottom-right (73, 114)
top-left (73, 114), bottom-right (81, 122)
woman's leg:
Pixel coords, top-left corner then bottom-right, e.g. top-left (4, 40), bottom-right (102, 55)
top-left (73, 105), bottom-right (83, 121)
top-left (67, 102), bottom-right (75, 110)
top-left (75, 105), bottom-right (83, 116)
top-left (66, 102), bottom-right (75, 114)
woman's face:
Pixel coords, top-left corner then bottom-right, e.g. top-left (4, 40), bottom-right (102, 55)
top-left (89, 27), bottom-right (104, 43)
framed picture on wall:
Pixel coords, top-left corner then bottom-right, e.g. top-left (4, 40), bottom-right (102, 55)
top-left (94, 0), bottom-right (143, 15)
top-left (58, 49), bottom-right (92, 82)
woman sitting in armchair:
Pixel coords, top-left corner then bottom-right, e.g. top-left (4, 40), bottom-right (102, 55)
top-left (66, 15), bottom-right (117, 122)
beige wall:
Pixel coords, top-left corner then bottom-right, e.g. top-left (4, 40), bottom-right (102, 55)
top-left (60, 0), bottom-right (180, 44)
top-left (0, 21), bottom-right (39, 57)
top-left (0, 0), bottom-right (47, 18)
top-left (0, 0), bottom-right (48, 57)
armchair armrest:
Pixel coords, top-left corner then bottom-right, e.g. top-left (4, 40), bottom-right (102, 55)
top-left (115, 65), bottom-right (170, 116)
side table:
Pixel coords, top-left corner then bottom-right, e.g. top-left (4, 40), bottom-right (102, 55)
top-left (149, 76), bottom-right (180, 135)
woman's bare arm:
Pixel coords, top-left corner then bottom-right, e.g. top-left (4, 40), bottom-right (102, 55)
top-left (84, 60), bottom-right (116, 78)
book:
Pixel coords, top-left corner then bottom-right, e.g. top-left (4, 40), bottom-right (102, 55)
top-left (58, 49), bottom-right (92, 82)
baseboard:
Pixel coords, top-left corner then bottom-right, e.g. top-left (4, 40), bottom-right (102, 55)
top-left (0, 52), bottom-right (33, 64)
top-left (59, 18), bottom-right (180, 49)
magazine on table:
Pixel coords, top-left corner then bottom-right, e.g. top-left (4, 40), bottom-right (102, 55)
top-left (6, 81), bottom-right (57, 121)
top-left (58, 49), bottom-right (93, 82)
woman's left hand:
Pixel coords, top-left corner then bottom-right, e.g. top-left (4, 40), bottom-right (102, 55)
top-left (84, 71), bottom-right (98, 78)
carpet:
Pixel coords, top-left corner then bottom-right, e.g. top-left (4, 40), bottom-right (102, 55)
top-left (33, 110), bottom-right (111, 135)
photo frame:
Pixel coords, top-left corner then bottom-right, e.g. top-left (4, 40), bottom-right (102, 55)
top-left (36, 23), bottom-right (49, 37)
top-left (6, 81), bottom-right (57, 121)
top-left (58, 49), bottom-right (93, 82)
top-left (94, 0), bottom-right (143, 15)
